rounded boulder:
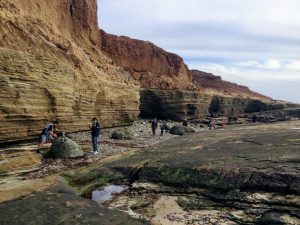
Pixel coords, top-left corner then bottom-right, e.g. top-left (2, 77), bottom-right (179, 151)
top-left (50, 137), bottom-right (84, 159)
top-left (170, 125), bottom-right (186, 136)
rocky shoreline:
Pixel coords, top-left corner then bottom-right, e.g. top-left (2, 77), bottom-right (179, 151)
top-left (1, 119), bottom-right (300, 225)
top-left (66, 120), bottom-right (300, 225)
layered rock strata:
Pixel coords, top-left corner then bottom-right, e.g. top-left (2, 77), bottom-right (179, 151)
top-left (0, 0), bottom-right (140, 143)
top-left (100, 30), bottom-right (193, 90)
top-left (140, 89), bottom-right (271, 120)
top-left (99, 31), bottom-right (272, 101)
top-left (191, 70), bottom-right (270, 99)
top-left (100, 31), bottom-right (272, 120)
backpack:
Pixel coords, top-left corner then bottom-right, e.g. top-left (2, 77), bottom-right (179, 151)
top-left (42, 123), bottom-right (53, 134)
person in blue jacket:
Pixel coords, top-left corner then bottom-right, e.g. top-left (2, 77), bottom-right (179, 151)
top-left (90, 117), bottom-right (100, 155)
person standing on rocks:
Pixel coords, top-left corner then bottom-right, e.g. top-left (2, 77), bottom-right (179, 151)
top-left (252, 115), bottom-right (257, 123)
top-left (90, 118), bottom-right (100, 155)
top-left (37, 120), bottom-right (59, 153)
top-left (151, 118), bottom-right (158, 136)
top-left (160, 123), bottom-right (165, 136)
top-left (183, 119), bottom-right (188, 127)
top-left (208, 118), bottom-right (216, 130)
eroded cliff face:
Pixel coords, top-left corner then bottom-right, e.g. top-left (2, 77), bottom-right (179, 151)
top-left (11, 0), bottom-right (100, 46)
top-left (0, 0), bottom-right (140, 143)
top-left (100, 30), bottom-right (270, 100)
top-left (140, 89), bottom-right (270, 120)
top-left (100, 30), bottom-right (194, 90)
top-left (191, 70), bottom-right (270, 100)
top-left (100, 30), bottom-right (272, 120)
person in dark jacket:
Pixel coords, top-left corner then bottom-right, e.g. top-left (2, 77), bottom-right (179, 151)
top-left (90, 118), bottom-right (100, 155)
top-left (151, 118), bottom-right (158, 136)
top-left (160, 124), bottom-right (165, 136)
top-left (252, 115), bottom-right (257, 123)
top-left (182, 119), bottom-right (188, 127)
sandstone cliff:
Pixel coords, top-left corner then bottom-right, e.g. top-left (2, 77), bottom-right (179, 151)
top-left (191, 70), bottom-right (270, 100)
top-left (140, 89), bottom-right (270, 120)
top-left (0, 0), bottom-right (140, 143)
top-left (100, 30), bottom-right (271, 120)
top-left (100, 30), bottom-right (270, 101)
top-left (100, 30), bottom-right (194, 90)
top-left (0, 0), bottom-right (275, 143)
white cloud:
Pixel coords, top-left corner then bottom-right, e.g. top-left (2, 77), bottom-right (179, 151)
top-left (237, 61), bottom-right (261, 68)
top-left (287, 60), bottom-right (300, 70)
top-left (237, 59), bottom-right (300, 71)
top-left (262, 60), bottom-right (282, 69)
top-left (237, 60), bottom-right (281, 70)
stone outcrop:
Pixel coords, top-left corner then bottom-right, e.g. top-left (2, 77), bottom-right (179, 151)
top-left (0, 0), bottom-right (285, 144)
top-left (64, 121), bottom-right (300, 225)
top-left (100, 30), bottom-right (271, 101)
top-left (191, 70), bottom-right (270, 100)
top-left (100, 30), bottom-right (274, 121)
top-left (140, 89), bottom-right (272, 120)
top-left (0, 189), bottom-right (148, 225)
top-left (140, 89), bottom-right (212, 120)
top-left (9, 0), bottom-right (100, 46)
top-left (100, 30), bottom-right (194, 90)
top-left (0, 0), bottom-right (140, 143)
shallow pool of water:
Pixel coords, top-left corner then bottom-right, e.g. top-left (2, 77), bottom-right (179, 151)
top-left (92, 185), bottom-right (128, 204)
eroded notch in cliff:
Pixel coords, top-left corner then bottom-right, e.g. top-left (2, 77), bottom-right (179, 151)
top-left (70, 0), bottom-right (89, 29)
top-left (70, 4), bottom-right (74, 17)
top-left (44, 88), bottom-right (57, 113)
top-left (186, 104), bottom-right (197, 116)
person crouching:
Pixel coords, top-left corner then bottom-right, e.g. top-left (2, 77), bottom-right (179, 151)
top-left (37, 120), bottom-right (59, 153)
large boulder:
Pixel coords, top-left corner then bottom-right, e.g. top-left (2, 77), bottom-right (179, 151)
top-left (162, 123), bottom-right (172, 131)
top-left (185, 126), bottom-right (196, 133)
top-left (50, 137), bottom-right (84, 159)
top-left (170, 125), bottom-right (197, 135)
top-left (111, 130), bottom-right (134, 140)
top-left (170, 126), bottom-right (186, 136)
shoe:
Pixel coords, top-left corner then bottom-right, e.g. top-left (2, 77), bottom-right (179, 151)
top-left (94, 151), bottom-right (99, 155)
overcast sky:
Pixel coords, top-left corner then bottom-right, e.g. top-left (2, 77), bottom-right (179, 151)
top-left (98, 0), bottom-right (300, 103)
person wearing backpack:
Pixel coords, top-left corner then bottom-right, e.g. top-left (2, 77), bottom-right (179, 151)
top-left (37, 120), bottom-right (59, 153)
top-left (90, 117), bottom-right (100, 156)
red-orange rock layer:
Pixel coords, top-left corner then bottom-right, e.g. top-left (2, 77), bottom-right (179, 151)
top-left (191, 70), bottom-right (270, 100)
top-left (100, 30), bottom-right (194, 90)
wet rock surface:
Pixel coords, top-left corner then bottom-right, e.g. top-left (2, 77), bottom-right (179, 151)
top-left (1, 120), bottom-right (300, 224)
top-left (0, 188), bottom-right (149, 225)
top-left (65, 120), bottom-right (300, 224)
